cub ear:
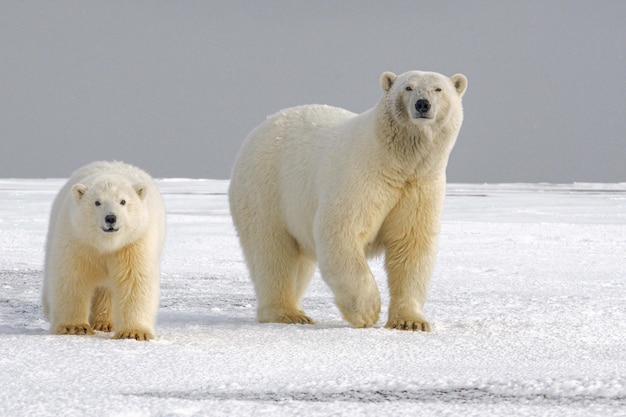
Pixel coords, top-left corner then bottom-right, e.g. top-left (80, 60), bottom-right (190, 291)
top-left (133, 183), bottom-right (148, 200)
top-left (381, 72), bottom-right (397, 92)
top-left (71, 184), bottom-right (87, 201)
top-left (451, 74), bottom-right (468, 97)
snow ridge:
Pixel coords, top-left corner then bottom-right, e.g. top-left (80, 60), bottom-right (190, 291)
top-left (134, 386), bottom-right (626, 406)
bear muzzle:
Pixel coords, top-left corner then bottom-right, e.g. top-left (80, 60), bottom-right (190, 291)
top-left (414, 99), bottom-right (433, 119)
top-left (102, 214), bottom-right (119, 233)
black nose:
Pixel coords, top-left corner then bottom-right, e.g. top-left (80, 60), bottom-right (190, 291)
top-left (415, 99), bottom-right (431, 114)
top-left (105, 214), bottom-right (117, 224)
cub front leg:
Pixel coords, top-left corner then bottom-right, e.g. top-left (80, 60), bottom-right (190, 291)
top-left (109, 250), bottom-right (160, 341)
top-left (111, 276), bottom-right (158, 341)
top-left (49, 272), bottom-right (95, 336)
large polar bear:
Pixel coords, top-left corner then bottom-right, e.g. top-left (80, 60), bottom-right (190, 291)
top-left (229, 70), bottom-right (467, 331)
top-left (43, 161), bottom-right (166, 340)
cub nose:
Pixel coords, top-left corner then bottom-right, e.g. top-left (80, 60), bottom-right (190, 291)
top-left (105, 214), bottom-right (117, 224)
top-left (415, 99), bottom-right (431, 114)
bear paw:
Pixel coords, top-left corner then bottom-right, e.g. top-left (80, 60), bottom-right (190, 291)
top-left (114, 329), bottom-right (154, 341)
top-left (92, 322), bottom-right (113, 332)
top-left (340, 308), bottom-right (380, 328)
top-left (385, 317), bottom-right (431, 332)
top-left (258, 307), bottom-right (315, 325)
top-left (336, 295), bottom-right (381, 328)
top-left (55, 324), bottom-right (95, 335)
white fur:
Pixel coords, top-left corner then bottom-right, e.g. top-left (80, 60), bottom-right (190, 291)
top-left (42, 161), bottom-right (166, 340)
top-left (229, 70), bottom-right (467, 331)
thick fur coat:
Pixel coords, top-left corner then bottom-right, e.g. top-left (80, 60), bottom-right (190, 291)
top-left (229, 70), bottom-right (467, 330)
top-left (43, 161), bottom-right (165, 340)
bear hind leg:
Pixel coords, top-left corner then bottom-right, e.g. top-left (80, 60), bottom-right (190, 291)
top-left (251, 234), bottom-right (315, 325)
top-left (89, 287), bottom-right (114, 332)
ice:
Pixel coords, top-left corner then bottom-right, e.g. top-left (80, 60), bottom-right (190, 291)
top-left (0, 180), bottom-right (624, 416)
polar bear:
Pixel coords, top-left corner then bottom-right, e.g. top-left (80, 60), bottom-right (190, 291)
top-left (229, 70), bottom-right (467, 331)
top-left (42, 161), bottom-right (166, 340)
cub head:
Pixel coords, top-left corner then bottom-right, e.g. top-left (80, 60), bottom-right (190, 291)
top-left (70, 180), bottom-right (149, 253)
top-left (381, 70), bottom-right (467, 128)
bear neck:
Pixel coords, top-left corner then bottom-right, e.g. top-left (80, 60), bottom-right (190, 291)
top-left (374, 102), bottom-right (457, 180)
top-left (372, 97), bottom-right (460, 178)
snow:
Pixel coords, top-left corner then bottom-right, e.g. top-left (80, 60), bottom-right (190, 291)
top-left (0, 179), bottom-right (625, 417)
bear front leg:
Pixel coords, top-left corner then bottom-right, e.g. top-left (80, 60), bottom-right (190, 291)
top-left (318, 246), bottom-right (381, 328)
top-left (314, 203), bottom-right (384, 328)
top-left (111, 282), bottom-right (158, 341)
top-left (109, 251), bottom-right (159, 341)
top-left (384, 236), bottom-right (437, 332)
top-left (49, 274), bottom-right (95, 336)
top-left (382, 182), bottom-right (445, 332)
top-left (111, 276), bottom-right (158, 341)
top-left (384, 220), bottom-right (438, 332)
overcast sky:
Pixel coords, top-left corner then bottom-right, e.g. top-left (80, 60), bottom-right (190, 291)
top-left (1, 1), bottom-right (625, 182)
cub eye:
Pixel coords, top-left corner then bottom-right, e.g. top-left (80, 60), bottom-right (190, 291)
top-left (435, 87), bottom-right (442, 92)
top-left (405, 86), bottom-right (413, 91)
top-left (95, 201), bottom-right (101, 207)
top-left (120, 200), bottom-right (126, 206)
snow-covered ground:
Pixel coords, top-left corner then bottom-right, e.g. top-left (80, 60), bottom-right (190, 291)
top-left (0, 179), bottom-right (624, 417)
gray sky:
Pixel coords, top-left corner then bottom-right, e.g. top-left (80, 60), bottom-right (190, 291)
top-left (1, 1), bottom-right (625, 182)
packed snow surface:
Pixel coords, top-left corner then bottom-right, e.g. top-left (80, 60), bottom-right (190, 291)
top-left (0, 179), bottom-right (624, 416)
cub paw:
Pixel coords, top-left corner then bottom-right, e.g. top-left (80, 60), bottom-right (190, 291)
top-left (92, 322), bottom-right (113, 332)
top-left (114, 330), bottom-right (154, 341)
top-left (55, 324), bottom-right (94, 335)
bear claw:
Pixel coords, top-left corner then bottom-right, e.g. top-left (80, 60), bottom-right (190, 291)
top-left (114, 330), bottom-right (154, 341)
top-left (274, 312), bottom-right (315, 325)
top-left (57, 324), bottom-right (94, 335)
top-left (336, 294), bottom-right (381, 329)
top-left (342, 313), bottom-right (379, 328)
top-left (258, 308), bottom-right (315, 325)
top-left (92, 322), bottom-right (113, 332)
top-left (385, 319), bottom-right (431, 332)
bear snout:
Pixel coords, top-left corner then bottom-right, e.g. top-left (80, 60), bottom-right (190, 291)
top-left (415, 99), bottom-right (431, 116)
top-left (103, 214), bottom-right (119, 232)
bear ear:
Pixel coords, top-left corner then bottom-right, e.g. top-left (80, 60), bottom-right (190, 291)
top-left (381, 72), bottom-right (397, 92)
top-left (133, 183), bottom-right (148, 200)
top-left (71, 184), bottom-right (88, 201)
top-left (451, 74), bottom-right (468, 97)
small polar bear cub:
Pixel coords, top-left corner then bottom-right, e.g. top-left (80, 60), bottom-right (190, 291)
top-left (43, 161), bottom-right (166, 340)
top-left (229, 70), bottom-right (467, 331)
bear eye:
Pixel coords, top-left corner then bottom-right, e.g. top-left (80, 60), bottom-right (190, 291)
top-left (405, 86), bottom-right (413, 91)
top-left (120, 199), bottom-right (126, 206)
top-left (95, 201), bottom-right (101, 207)
top-left (435, 87), bottom-right (442, 92)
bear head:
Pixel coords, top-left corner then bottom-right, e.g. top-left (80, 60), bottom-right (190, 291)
top-left (70, 179), bottom-right (149, 253)
top-left (381, 70), bottom-right (467, 129)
